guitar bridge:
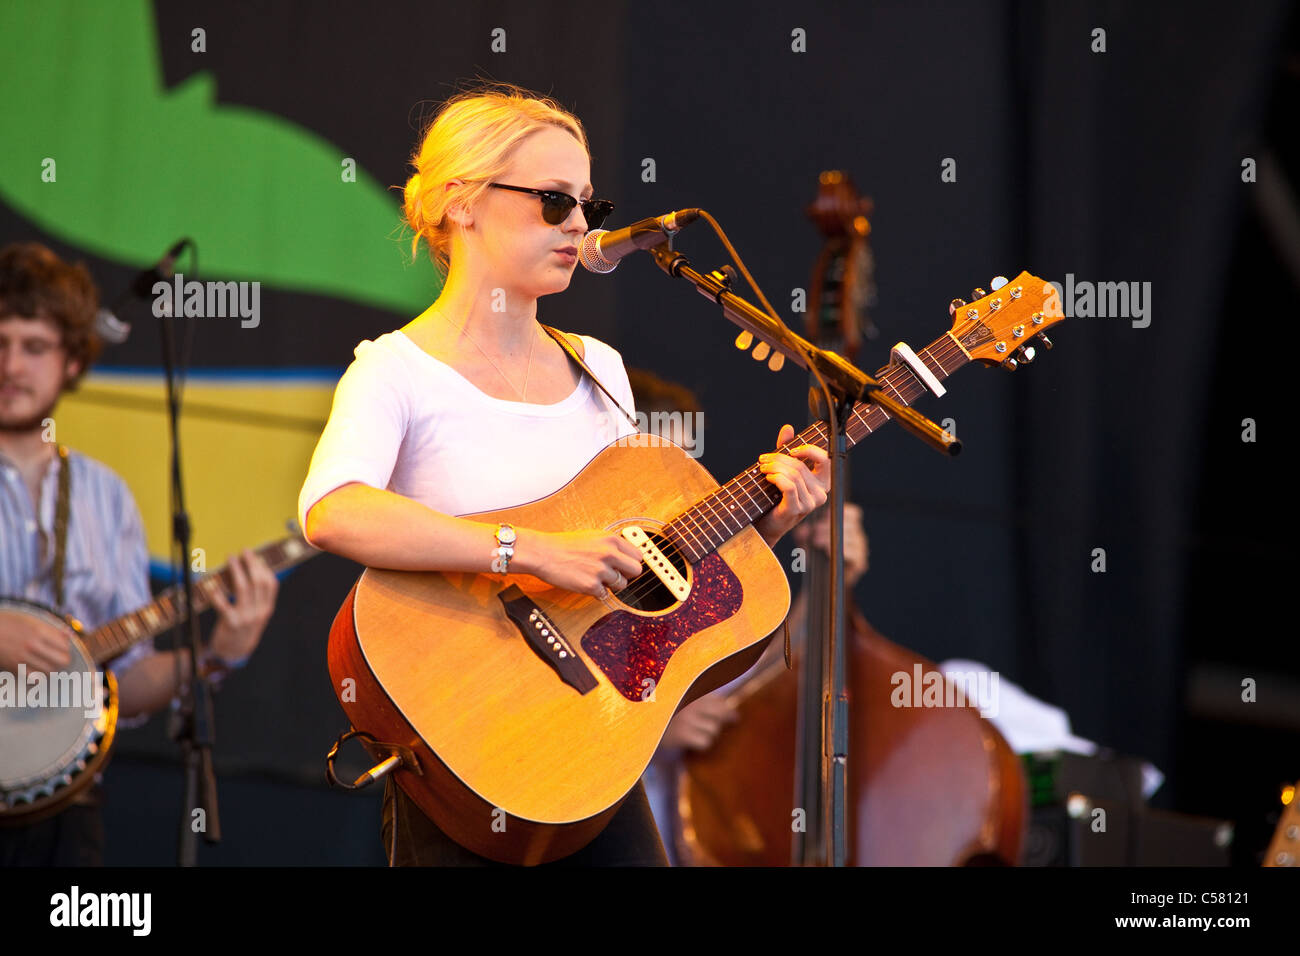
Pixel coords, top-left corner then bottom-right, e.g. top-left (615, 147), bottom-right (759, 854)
top-left (498, 586), bottom-right (598, 695)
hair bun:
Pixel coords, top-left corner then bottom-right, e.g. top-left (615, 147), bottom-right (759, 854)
top-left (404, 172), bottom-right (426, 231)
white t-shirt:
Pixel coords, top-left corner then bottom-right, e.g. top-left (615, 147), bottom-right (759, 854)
top-left (298, 328), bottom-right (639, 526)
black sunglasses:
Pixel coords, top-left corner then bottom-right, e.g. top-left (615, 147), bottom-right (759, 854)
top-left (486, 183), bottom-right (615, 230)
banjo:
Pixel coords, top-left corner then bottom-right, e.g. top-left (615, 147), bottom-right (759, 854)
top-left (0, 531), bottom-right (317, 822)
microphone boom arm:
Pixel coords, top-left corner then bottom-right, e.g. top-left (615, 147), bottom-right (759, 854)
top-left (646, 242), bottom-right (959, 457)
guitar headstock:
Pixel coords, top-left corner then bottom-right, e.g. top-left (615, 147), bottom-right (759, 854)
top-left (948, 271), bottom-right (1065, 369)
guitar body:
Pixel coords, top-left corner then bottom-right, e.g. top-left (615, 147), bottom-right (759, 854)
top-left (328, 435), bottom-right (792, 865)
top-left (0, 599), bottom-right (118, 823)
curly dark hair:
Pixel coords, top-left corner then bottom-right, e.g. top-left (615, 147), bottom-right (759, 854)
top-left (0, 241), bottom-right (102, 390)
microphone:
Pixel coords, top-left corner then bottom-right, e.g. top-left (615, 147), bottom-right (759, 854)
top-left (579, 209), bottom-right (700, 274)
top-left (97, 238), bottom-right (190, 345)
top-left (94, 307), bottom-right (131, 345)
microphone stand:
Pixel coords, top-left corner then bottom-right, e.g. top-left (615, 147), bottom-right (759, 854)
top-left (647, 241), bottom-right (958, 866)
top-left (155, 288), bottom-right (222, 865)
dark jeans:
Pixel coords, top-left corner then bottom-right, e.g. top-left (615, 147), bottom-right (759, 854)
top-left (0, 797), bottom-right (105, 867)
top-left (380, 777), bottom-right (669, 867)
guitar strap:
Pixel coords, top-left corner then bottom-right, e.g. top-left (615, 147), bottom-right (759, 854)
top-left (52, 444), bottom-right (71, 613)
top-left (539, 324), bottom-right (639, 431)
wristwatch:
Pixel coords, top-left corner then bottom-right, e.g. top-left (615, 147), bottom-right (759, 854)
top-left (492, 523), bottom-right (517, 574)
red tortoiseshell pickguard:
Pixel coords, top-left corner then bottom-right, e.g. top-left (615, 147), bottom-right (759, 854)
top-left (579, 552), bottom-right (743, 701)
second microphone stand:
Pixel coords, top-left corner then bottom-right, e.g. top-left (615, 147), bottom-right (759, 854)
top-left (647, 241), bottom-right (959, 866)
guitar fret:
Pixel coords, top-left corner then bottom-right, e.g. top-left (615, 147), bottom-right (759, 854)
top-left (714, 488), bottom-right (749, 535)
top-left (81, 534), bottom-right (317, 666)
top-left (102, 621), bottom-right (124, 657)
top-left (701, 487), bottom-right (739, 536)
top-left (683, 509), bottom-right (719, 552)
top-left (671, 516), bottom-right (708, 563)
top-left (731, 470), bottom-right (767, 514)
top-left (717, 484), bottom-right (747, 527)
top-left (695, 492), bottom-right (737, 540)
top-left (682, 509), bottom-right (717, 552)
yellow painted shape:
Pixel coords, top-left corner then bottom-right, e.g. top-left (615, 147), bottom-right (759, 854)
top-left (55, 371), bottom-right (336, 566)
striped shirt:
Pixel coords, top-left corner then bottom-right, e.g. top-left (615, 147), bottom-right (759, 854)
top-left (0, 447), bottom-right (153, 676)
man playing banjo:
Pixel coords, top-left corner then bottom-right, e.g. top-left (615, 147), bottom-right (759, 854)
top-left (0, 241), bottom-right (278, 866)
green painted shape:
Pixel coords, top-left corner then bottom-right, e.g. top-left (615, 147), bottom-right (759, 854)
top-left (0, 0), bottom-right (438, 314)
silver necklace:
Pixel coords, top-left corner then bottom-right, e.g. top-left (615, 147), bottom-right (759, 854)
top-left (433, 307), bottom-right (538, 401)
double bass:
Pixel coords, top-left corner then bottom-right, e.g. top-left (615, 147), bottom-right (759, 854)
top-left (674, 172), bottom-right (1028, 866)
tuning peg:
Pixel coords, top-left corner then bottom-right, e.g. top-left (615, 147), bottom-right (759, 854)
top-left (768, 351), bottom-right (785, 372)
top-left (990, 275), bottom-right (1008, 291)
top-left (969, 287), bottom-right (988, 302)
top-left (1038, 334), bottom-right (1053, 350)
top-left (752, 341), bottom-right (771, 361)
top-left (949, 297), bottom-right (967, 316)
top-left (1016, 345), bottom-right (1036, 363)
top-left (735, 330), bottom-right (753, 350)
top-left (1003, 357), bottom-right (1018, 370)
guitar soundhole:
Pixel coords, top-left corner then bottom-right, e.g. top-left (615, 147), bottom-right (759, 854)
top-left (615, 531), bottom-right (690, 612)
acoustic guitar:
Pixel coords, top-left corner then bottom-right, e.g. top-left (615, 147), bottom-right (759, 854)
top-left (0, 531), bottom-right (317, 822)
top-left (327, 273), bottom-right (1064, 865)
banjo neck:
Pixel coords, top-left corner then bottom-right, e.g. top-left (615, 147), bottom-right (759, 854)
top-left (82, 532), bottom-right (317, 666)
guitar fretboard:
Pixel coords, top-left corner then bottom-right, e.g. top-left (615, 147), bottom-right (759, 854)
top-left (85, 535), bottom-right (318, 665)
top-left (661, 333), bottom-right (970, 562)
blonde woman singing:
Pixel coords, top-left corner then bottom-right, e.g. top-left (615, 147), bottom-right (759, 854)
top-left (299, 84), bottom-right (829, 866)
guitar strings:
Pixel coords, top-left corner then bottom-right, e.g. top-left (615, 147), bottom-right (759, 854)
top-left (612, 378), bottom-right (905, 604)
top-left (612, 431), bottom-right (835, 605)
top-left (609, 335), bottom-right (968, 606)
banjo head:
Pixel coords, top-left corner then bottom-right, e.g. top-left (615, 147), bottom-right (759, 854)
top-left (0, 599), bottom-right (119, 822)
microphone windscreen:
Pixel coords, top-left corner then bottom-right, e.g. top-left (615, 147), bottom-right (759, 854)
top-left (94, 307), bottom-right (130, 345)
top-left (579, 229), bottom-right (618, 274)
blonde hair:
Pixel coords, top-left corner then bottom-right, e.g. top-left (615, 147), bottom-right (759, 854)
top-left (401, 83), bottom-right (590, 277)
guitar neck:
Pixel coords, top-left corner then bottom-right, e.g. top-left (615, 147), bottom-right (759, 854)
top-left (662, 331), bottom-right (969, 561)
top-left (85, 535), bottom-right (318, 666)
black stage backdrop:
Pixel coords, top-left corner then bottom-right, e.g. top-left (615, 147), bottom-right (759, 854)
top-left (1, 0), bottom-right (1294, 864)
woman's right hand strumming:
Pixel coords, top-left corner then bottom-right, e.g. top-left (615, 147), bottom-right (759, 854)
top-left (516, 529), bottom-right (644, 598)
top-left (304, 483), bottom-right (642, 599)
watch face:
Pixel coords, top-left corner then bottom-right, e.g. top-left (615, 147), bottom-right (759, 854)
top-left (498, 525), bottom-right (517, 545)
